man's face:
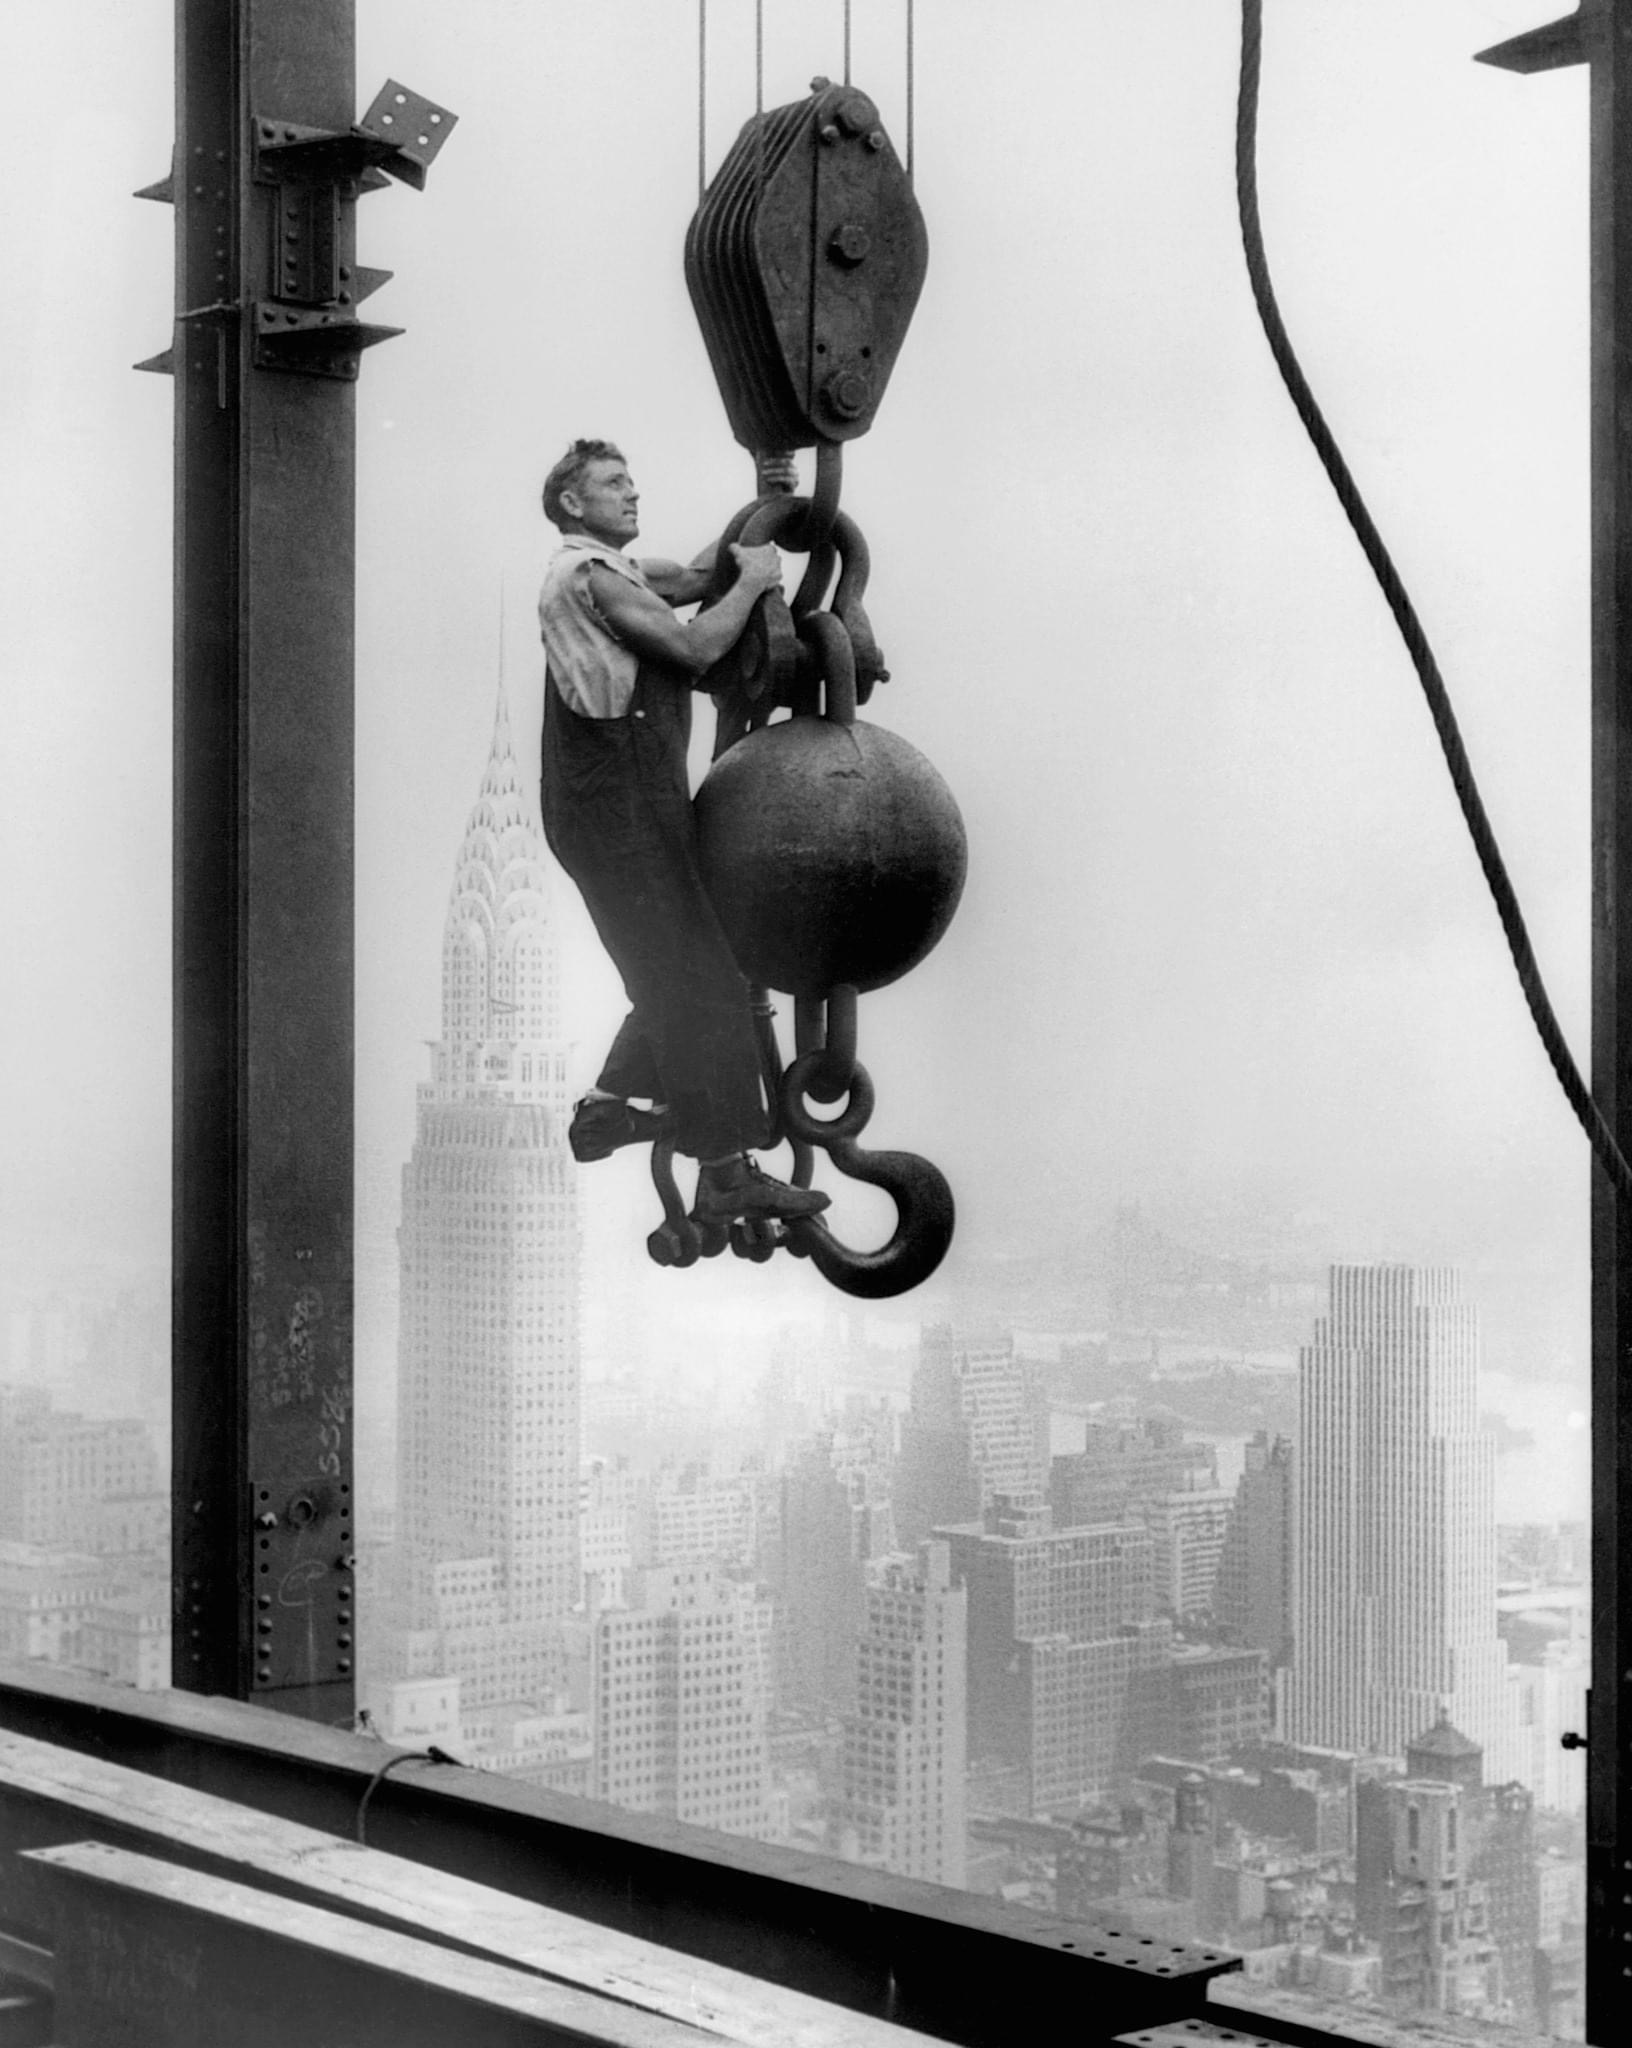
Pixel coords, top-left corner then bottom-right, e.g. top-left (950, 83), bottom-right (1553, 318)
top-left (564, 458), bottom-right (640, 547)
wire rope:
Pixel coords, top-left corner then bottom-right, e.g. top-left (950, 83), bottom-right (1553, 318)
top-left (906, 0), bottom-right (915, 183)
top-left (1236, 0), bottom-right (1630, 1197)
top-left (697, 0), bottom-right (707, 203)
top-left (844, 0), bottom-right (853, 85)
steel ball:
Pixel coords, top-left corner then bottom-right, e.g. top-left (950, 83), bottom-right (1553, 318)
top-left (695, 714), bottom-right (966, 998)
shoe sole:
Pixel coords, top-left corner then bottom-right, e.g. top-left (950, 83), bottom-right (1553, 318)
top-left (693, 1195), bottom-right (831, 1225)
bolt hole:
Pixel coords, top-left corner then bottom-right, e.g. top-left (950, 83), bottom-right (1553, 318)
top-left (430, 112), bottom-right (442, 124)
top-left (381, 113), bottom-right (394, 126)
top-left (395, 92), bottom-right (407, 104)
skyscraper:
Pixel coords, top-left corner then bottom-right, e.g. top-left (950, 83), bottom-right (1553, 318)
top-left (593, 1562), bottom-right (774, 1839)
top-left (833, 1541), bottom-right (968, 1887)
top-left (392, 690), bottom-right (581, 1669)
top-left (941, 1498), bottom-right (1171, 1816)
top-left (895, 1325), bottom-right (1048, 1545)
top-left (1214, 1430), bottom-right (1292, 1672)
top-left (1286, 1268), bottom-right (1521, 1783)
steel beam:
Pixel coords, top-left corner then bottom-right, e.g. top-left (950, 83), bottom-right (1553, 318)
top-left (0, 1663), bottom-right (1240, 2048)
top-left (170, 0), bottom-right (358, 1721)
top-left (1479, 7), bottom-right (1632, 2040)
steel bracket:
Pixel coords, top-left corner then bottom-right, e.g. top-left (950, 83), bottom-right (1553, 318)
top-left (252, 300), bottom-right (404, 380)
top-left (244, 80), bottom-right (454, 378)
top-left (249, 1475), bottom-right (355, 1692)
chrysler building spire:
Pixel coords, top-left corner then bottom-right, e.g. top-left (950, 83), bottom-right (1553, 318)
top-left (428, 685), bottom-right (567, 1114)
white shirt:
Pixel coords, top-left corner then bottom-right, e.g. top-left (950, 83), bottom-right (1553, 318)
top-left (537, 536), bottom-right (654, 719)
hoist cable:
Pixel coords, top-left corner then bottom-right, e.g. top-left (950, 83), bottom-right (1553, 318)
top-left (1236, 0), bottom-right (1631, 1198)
top-left (844, 0), bottom-right (853, 85)
top-left (906, 0), bottom-right (916, 183)
top-left (756, 0), bottom-right (765, 195)
top-left (697, 0), bottom-right (707, 203)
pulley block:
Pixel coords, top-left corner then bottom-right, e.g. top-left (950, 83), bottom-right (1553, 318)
top-left (684, 78), bottom-right (928, 450)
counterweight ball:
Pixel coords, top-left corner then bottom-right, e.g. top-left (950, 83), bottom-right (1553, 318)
top-left (695, 716), bottom-right (967, 998)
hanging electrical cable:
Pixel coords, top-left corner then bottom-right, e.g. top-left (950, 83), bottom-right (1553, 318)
top-left (1235, 0), bottom-right (1631, 1198)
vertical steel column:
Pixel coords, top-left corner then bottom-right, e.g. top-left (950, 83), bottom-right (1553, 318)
top-left (1480, 7), bottom-right (1632, 2040)
top-left (171, 0), bottom-right (358, 1723)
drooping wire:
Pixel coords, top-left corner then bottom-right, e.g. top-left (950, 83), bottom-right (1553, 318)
top-left (1236, 0), bottom-right (1631, 1199)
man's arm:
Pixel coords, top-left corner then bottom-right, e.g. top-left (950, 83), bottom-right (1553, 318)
top-left (639, 541), bottom-right (720, 609)
top-left (589, 544), bottom-right (781, 678)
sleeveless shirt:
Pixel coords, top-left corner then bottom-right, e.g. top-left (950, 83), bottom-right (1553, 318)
top-left (536, 535), bottom-right (654, 719)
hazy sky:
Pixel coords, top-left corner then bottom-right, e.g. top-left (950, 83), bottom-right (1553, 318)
top-left (0, 4), bottom-right (1597, 1445)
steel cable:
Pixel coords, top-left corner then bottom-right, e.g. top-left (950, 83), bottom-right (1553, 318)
top-left (1236, 0), bottom-right (1629, 1196)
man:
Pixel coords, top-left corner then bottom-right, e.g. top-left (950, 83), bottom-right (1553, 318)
top-left (537, 438), bottom-right (829, 1225)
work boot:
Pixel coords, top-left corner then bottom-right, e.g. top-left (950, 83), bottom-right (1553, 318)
top-left (568, 1095), bottom-right (672, 1164)
top-left (693, 1156), bottom-right (831, 1223)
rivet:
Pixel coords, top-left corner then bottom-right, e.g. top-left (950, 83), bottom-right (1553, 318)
top-left (866, 130), bottom-right (885, 151)
top-left (338, 1659), bottom-right (352, 1674)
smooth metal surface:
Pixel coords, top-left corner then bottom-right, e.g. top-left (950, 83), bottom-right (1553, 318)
top-left (0, 1662), bottom-right (1240, 2048)
top-left (171, 0), bottom-right (358, 1723)
top-left (695, 717), bottom-right (966, 998)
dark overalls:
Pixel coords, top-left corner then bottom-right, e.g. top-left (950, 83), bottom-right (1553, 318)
top-left (541, 657), bottom-right (766, 1161)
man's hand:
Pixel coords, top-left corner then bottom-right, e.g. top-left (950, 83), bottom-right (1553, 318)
top-left (728, 541), bottom-right (784, 597)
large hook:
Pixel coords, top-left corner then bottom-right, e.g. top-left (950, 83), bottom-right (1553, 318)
top-left (780, 1054), bottom-right (954, 1299)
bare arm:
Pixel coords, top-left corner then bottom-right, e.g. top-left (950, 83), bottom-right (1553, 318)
top-left (639, 541), bottom-right (720, 609)
top-left (589, 545), bottom-right (781, 678)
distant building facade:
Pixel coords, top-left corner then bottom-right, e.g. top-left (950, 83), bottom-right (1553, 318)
top-left (1355, 1718), bottom-right (1539, 2028)
top-left (895, 1327), bottom-right (1048, 1545)
top-left (593, 1563), bottom-right (773, 1839)
top-left (370, 693), bottom-right (586, 1756)
top-left (1214, 1431), bottom-right (1292, 1671)
top-left (833, 1542), bottom-right (967, 1887)
top-left (942, 1498), bottom-right (1172, 1816)
top-left (1285, 1268), bottom-right (1522, 1783)
top-left (0, 1404), bottom-right (160, 1549)
top-left (395, 690), bottom-right (580, 1639)
top-left (1050, 1415), bottom-right (1215, 1531)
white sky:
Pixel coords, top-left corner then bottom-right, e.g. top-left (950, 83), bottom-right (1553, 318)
top-left (0, 4), bottom-right (1597, 1493)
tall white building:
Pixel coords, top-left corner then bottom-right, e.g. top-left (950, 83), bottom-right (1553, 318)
top-left (834, 1542), bottom-right (968, 1888)
top-left (393, 689), bottom-right (581, 1656)
top-left (1286, 1267), bottom-right (1523, 1784)
top-left (593, 1563), bottom-right (773, 1839)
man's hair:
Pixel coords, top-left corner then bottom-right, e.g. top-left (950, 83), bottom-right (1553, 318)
top-left (541, 439), bottom-right (625, 530)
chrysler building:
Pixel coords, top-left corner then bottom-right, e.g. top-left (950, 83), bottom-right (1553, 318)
top-left (395, 688), bottom-right (582, 1644)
